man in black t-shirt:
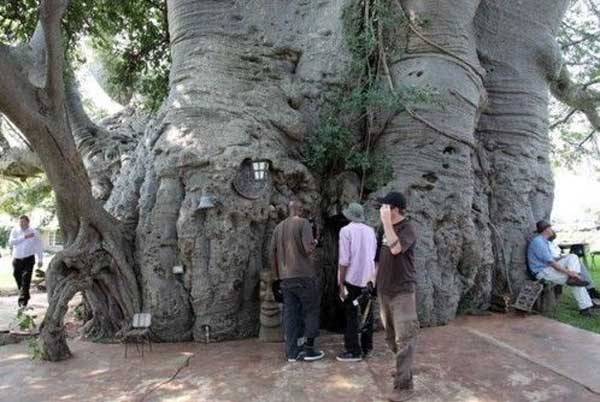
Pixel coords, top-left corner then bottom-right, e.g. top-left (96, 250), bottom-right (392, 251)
top-left (376, 192), bottom-right (419, 402)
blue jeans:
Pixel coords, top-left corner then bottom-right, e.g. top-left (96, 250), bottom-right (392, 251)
top-left (281, 277), bottom-right (320, 358)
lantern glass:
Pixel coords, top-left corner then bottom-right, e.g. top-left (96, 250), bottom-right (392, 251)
top-left (252, 161), bottom-right (268, 181)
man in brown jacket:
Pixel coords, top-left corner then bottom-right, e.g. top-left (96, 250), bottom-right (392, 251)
top-left (270, 199), bottom-right (324, 362)
top-left (376, 192), bottom-right (419, 402)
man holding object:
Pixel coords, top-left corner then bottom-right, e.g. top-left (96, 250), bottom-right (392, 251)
top-left (336, 202), bottom-right (377, 362)
top-left (9, 215), bottom-right (43, 308)
top-left (376, 192), bottom-right (419, 402)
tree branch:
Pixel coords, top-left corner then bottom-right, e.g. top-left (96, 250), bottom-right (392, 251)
top-left (0, 44), bottom-right (47, 134)
top-left (586, 0), bottom-right (600, 26)
top-left (551, 65), bottom-right (600, 130)
top-left (578, 129), bottom-right (597, 148)
top-left (40, 0), bottom-right (70, 115)
top-left (550, 108), bottom-right (577, 130)
top-left (560, 33), bottom-right (599, 50)
top-left (551, 62), bottom-right (600, 152)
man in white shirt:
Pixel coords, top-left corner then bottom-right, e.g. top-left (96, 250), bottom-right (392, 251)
top-left (336, 202), bottom-right (377, 362)
top-left (9, 215), bottom-right (43, 307)
top-left (548, 235), bottom-right (600, 302)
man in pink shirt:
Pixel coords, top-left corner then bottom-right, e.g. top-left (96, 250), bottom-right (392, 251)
top-left (336, 202), bottom-right (377, 362)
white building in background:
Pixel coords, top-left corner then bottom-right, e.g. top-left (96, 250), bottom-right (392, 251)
top-left (552, 166), bottom-right (600, 227)
top-left (552, 165), bottom-right (600, 254)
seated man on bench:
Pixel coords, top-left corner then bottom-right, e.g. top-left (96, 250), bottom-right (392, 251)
top-left (527, 220), bottom-right (598, 317)
top-left (548, 235), bottom-right (600, 303)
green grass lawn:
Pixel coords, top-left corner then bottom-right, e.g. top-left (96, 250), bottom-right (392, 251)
top-left (545, 257), bottom-right (600, 334)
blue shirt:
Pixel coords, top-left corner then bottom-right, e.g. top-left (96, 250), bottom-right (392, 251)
top-left (527, 235), bottom-right (554, 275)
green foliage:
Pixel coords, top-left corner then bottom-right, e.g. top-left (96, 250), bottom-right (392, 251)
top-left (545, 260), bottom-right (600, 334)
top-left (73, 303), bottom-right (85, 322)
top-left (89, 2), bottom-right (170, 111)
top-left (0, 0), bottom-right (170, 111)
top-left (551, 1), bottom-right (600, 170)
top-left (16, 310), bottom-right (42, 360)
top-left (0, 226), bottom-right (10, 248)
top-left (306, 0), bottom-right (434, 195)
top-left (0, 176), bottom-right (55, 219)
top-left (305, 119), bottom-right (353, 174)
top-left (0, 0), bottom-right (38, 44)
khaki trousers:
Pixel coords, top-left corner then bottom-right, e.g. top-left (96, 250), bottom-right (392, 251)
top-left (379, 292), bottom-right (419, 389)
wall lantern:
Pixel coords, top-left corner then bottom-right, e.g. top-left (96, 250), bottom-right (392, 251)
top-left (233, 159), bottom-right (271, 200)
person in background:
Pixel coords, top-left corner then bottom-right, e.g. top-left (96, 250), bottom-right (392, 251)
top-left (336, 202), bottom-right (377, 362)
top-left (527, 220), bottom-right (597, 317)
top-left (270, 199), bottom-right (324, 362)
top-left (376, 192), bottom-right (419, 402)
top-left (9, 215), bottom-right (43, 308)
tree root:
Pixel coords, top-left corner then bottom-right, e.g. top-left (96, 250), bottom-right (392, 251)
top-left (39, 219), bottom-right (140, 361)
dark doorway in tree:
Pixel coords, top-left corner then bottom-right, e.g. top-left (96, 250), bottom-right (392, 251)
top-left (317, 214), bottom-right (350, 333)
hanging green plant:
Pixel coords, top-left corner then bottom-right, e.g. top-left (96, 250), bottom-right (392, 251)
top-left (306, 0), bottom-right (436, 198)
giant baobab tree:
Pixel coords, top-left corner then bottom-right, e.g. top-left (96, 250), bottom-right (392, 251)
top-left (1, 0), bottom-right (599, 361)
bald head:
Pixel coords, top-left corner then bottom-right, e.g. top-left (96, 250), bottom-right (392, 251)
top-left (289, 199), bottom-right (304, 217)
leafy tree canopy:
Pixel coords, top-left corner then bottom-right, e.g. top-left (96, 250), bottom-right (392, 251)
top-left (0, 0), bottom-right (170, 111)
top-left (551, 0), bottom-right (600, 170)
top-left (0, 176), bottom-right (55, 219)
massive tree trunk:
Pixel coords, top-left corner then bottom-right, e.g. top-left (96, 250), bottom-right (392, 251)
top-left (112, 0), bottom-right (569, 335)
top-left (110, 0), bottom-right (351, 341)
top-left (372, 0), bottom-right (569, 325)
top-left (0, 0), bottom-right (576, 356)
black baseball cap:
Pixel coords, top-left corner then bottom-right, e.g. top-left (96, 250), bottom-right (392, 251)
top-left (536, 220), bottom-right (552, 233)
top-left (376, 191), bottom-right (407, 209)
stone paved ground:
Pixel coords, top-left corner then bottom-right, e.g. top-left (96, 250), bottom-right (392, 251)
top-left (0, 311), bottom-right (599, 402)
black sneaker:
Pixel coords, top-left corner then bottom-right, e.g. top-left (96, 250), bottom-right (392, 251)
top-left (303, 349), bottom-right (325, 361)
top-left (580, 307), bottom-right (597, 317)
top-left (336, 351), bottom-right (362, 362)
